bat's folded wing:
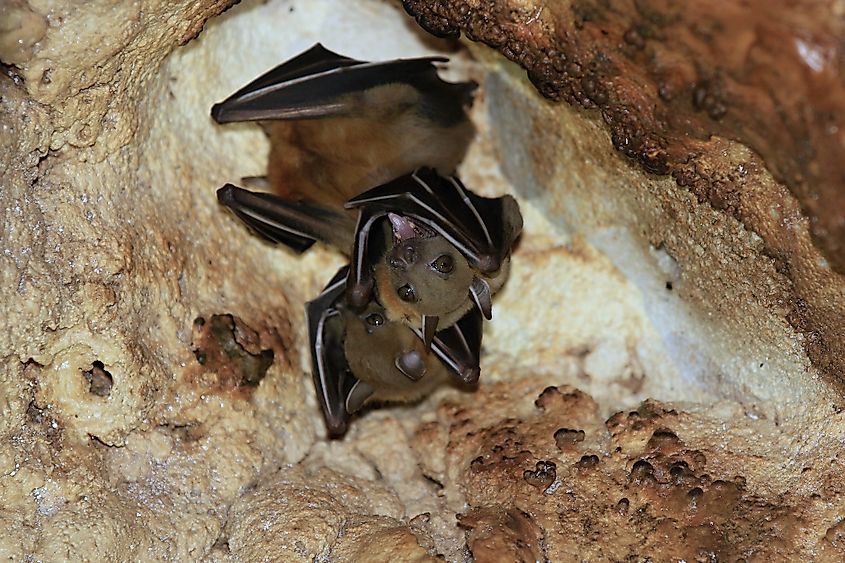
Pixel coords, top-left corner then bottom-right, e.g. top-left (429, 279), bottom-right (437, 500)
top-left (429, 307), bottom-right (483, 385)
top-left (217, 184), bottom-right (356, 253)
top-left (211, 43), bottom-right (449, 123)
top-left (346, 167), bottom-right (523, 273)
top-left (306, 267), bottom-right (358, 437)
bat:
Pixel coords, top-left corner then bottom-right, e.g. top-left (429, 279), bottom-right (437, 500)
top-left (217, 167), bottom-right (522, 348)
top-left (307, 266), bottom-right (483, 437)
top-left (345, 167), bottom-right (523, 346)
top-left (211, 43), bottom-right (477, 207)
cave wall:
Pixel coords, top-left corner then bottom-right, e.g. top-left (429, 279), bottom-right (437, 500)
top-left (1, 0), bottom-right (844, 560)
top-left (403, 0), bottom-right (845, 386)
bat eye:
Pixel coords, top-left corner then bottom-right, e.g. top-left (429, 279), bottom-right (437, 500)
top-left (398, 284), bottom-right (417, 302)
top-left (365, 313), bottom-right (384, 327)
top-left (432, 254), bottom-right (454, 274)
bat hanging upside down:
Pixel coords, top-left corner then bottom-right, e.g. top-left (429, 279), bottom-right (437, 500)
top-left (212, 44), bottom-right (522, 434)
top-left (211, 43), bottom-right (477, 207)
top-left (307, 266), bottom-right (482, 436)
top-left (217, 168), bottom-right (523, 344)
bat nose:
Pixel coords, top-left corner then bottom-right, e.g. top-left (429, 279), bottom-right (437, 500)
top-left (388, 244), bottom-right (416, 270)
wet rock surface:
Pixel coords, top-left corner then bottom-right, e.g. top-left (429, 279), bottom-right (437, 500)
top-left (2, 0), bottom-right (845, 560)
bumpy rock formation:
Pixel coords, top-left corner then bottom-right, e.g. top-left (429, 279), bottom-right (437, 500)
top-left (1, 0), bottom-right (844, 560)
top-left (403, 0), bottom-right (845, 389)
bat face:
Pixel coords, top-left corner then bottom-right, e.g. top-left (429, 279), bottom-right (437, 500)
top-left (343, 302), bottom-right (428, 388)
top-left (385, 227), bottom-right (475, 319)
top-left (345, 169), bottom-right (524, 328)
top-left (308, 266), bottom-right (483, 437)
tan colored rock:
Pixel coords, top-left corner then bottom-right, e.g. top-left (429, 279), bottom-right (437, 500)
top-left (2, 0), bottom-right (844, 560)
top-left (226, 466), bottom-right (434, 562)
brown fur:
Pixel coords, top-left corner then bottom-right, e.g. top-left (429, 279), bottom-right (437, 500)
top-left (264, 84), bottom-right (474, 207)
top-left (342, 304), bottom-right (446, 405)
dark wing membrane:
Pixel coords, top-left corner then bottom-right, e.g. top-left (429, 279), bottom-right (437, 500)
top-left (212, 43), bottom-right (359, 122)
top-left (346, 168), bottom-right (523, 273)
top-left (428, 307), bottom-right (483, 385)
top-left (305, 267), bottom-right (358, 437)
top-left (217, 184), bottom-right (356, 253)
top-left (211, 43), bottom-right (448, 123)
top-left (222, 44), bottom-right (359, 102)
top-left (344, 208), bottom-right (384, 309)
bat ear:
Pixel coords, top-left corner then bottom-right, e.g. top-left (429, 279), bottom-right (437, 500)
top-left (388, 213), bottom-right (418, 242)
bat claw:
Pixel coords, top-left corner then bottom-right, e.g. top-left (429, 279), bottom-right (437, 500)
top-left (460, 366), bottom-right (481, 385)
top-left (210, 102), bottom-right (226, 123)
top-left (473, 254), bottom-right (501, 274)
top-left (346, 281), bottom-right (373, 310)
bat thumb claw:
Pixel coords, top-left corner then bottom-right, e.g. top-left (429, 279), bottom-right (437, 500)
top-left (216, 184), bottom-right (237, 205)
top-left (461, 366), bottom-right (481, 385)
top-left (346, 281), bottom-right (373, 310)
top-left (210, 102), bottom-right (227, 123)
top-left (473, 254), bottom-right (501, 274)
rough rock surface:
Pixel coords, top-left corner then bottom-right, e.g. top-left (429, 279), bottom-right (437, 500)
top-left (403, 0), bottom-right (845, 275)
top-left (2, 0), bottom-right (844, 561)
top-left (403, 0), bottom-right (845, 395)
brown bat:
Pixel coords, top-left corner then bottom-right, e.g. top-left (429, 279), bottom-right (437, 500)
top-left (211, 45), bottom-right (521, 346)
top-left (211, 43), bottom-right (476, 207)
top-left (307, 266), bottom-right (482, 437)
top-left (344, 168), bottom-right (522, 346)
top-left (217, 167), bottom-right (522, 348)
top-left (211, 45), bottom-right (520, 436)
